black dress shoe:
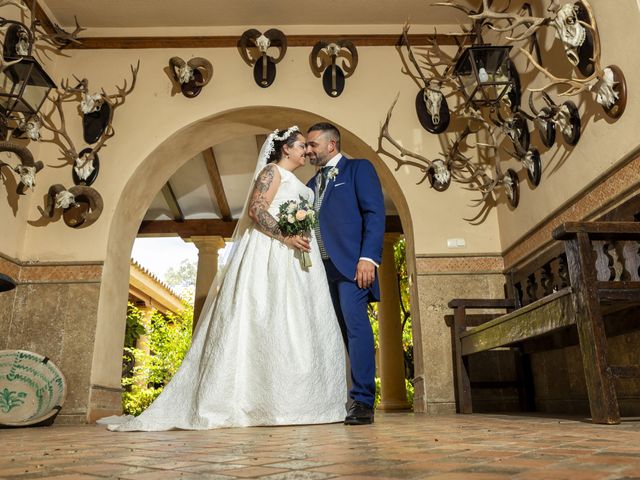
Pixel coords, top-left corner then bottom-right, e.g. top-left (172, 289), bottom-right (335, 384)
top-left (344, 401), bottom-right (374, 425)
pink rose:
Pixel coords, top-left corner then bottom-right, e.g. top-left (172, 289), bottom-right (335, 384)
top-left (295, 210), bottom-right (307, 221)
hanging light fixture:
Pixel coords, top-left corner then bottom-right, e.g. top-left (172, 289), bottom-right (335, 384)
top-left (0, 19), bottom-right (57, 136)
top-left (453, 45), bottom-right (516, 108)
top-left (0, 55), bottom-right (56, 121)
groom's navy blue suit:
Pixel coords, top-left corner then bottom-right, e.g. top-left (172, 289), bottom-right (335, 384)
top-left (307, 155), bottom-right (385, 407)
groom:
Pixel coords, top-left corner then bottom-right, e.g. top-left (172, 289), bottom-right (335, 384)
top-left (306, 123), bottom-right (385, 425)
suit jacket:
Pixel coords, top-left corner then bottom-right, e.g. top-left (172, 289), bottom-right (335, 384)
top-left (307, 156), bottom-right (385, 301)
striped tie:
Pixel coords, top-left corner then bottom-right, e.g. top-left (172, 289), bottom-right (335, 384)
top-left (314, 168), bottom-right (330, 260)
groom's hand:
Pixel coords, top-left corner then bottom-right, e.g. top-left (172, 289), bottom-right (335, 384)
top-left (355, 260), bottom-right (375, 289)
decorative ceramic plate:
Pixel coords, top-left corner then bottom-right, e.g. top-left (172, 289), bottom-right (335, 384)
top-left (0, 350), bottom-right (66, 427)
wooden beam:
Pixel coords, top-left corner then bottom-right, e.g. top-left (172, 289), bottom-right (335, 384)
top-left (28, 1), bottom-right (56, 35)
top-left (139, 216), bottom-right (401, 238)
top-left (69, 33), bottom-right (470, 50)
top-left (161, 182), bottom-right (185, 222)
top-left (202, 148), bottom-right (232, 221)
top-left (138, 219), bottom-right (238, 238)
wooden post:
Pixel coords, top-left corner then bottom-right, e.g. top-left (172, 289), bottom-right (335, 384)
top-left (453, 306), bottom-right (473, 414)
top-left (564, 233), bottom-right (620, 424)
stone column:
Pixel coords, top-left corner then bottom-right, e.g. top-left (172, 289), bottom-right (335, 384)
top-left (377, 233), bottom-right (411, 411)
top-left (190, 236), bottom-right (226, 330)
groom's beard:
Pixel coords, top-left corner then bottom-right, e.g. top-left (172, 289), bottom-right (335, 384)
top-left (308, 152), bottom-right (328, 166)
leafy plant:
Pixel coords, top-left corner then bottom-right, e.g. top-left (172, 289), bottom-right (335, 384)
top-left (121, 303), bottom-right (193, 415)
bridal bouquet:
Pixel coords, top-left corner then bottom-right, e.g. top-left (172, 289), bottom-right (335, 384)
top-left (277, 196), bottom-right (317, 268)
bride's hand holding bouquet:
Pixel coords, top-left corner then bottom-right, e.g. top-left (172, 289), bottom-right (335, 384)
top-left (277, 196), bottom-right (317, 268)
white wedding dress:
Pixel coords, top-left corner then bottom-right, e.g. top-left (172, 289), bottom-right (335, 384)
top-left (104, 164), bottom-right (347, 431)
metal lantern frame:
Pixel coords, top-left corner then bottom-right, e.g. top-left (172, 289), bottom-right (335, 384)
top-left (0, 55), bottom-right (57, 122)
top-left (453, 44), bottom-right (516, 108)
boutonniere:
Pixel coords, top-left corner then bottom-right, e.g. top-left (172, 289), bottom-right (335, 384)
top-left (327, 167), bottom-right (339, 181)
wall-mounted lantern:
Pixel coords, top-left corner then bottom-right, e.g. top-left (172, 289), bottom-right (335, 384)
top-left (453, 45), bottom-right (516, 109)
top-left (0, 55), bottom-right (56, 122)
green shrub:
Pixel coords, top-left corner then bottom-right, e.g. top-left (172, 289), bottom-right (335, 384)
top-left (122, 302), bottom-right (193, 415)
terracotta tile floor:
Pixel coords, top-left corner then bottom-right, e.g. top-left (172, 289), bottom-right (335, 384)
top-left (2, 412), bottom-right (640, 479)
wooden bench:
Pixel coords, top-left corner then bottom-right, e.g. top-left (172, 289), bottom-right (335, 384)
top-left (448, 221), bottom-right (640, 424)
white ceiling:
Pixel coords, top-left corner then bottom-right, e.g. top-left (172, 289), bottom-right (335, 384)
top-left (40, 0), bottom-right (470, 29)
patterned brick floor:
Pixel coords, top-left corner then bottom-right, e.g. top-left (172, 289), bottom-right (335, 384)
top-left (2, 413), bottom-right (640, 479)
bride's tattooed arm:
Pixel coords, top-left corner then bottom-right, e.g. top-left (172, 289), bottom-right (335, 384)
top-left (248, 164), bottom-right (284, 240)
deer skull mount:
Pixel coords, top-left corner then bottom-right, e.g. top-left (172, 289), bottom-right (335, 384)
top-left (416, 84), bottom-right (451, 134)
top-left (400, 24), bottom-right (453, 134)
top-left (40, 61), bottom-right (140, 190)
top-left (527, 92), bottom-right (581, 147)
top-left (310, 40), bottom-right (358, 97)
top-left (238, 29), bottom-right (287, 88)
top-left (168, 56), bottom-right (213, 98)
top-left (491, 111), bottom-right (531, 157)
top-left (427, 159), bottom-right (452, 191)
top-left (503, 169), bottom-right (520, 208)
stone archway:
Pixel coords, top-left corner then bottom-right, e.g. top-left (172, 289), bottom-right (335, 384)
top-left (88, 106), bottom-right (423, 420)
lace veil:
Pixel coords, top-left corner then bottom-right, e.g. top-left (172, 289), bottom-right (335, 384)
top-left (193, 126), bottom-right (300, 333)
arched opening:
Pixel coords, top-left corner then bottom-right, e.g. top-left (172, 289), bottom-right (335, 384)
top-left (89, 106), bottom-right (422, 419)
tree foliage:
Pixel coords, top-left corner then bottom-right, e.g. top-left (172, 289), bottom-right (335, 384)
top-left (122, 303), bottom-right (193, 415)
top-left (164, 259), bottom-right (197, 290)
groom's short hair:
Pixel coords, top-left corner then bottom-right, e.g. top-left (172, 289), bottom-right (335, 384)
top-left (308, 123), bottom-right (341, 151)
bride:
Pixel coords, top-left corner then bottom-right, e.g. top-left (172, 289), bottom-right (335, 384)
top-left (101, 126), bottom-right (347, 431)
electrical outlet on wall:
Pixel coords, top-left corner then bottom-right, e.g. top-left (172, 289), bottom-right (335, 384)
top-left (447, 238), bottom-right (466, 248)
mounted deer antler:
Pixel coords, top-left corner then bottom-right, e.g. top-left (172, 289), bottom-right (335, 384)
top-left (519, 46), bottom-right (598, 97)
top-left (0, 55), bottom-right (21, 74)
top-left (100, 60), bottom-right (140, 109)
top-left (40, 61), bottom-right (140, 185)
top-left (377, 95), bottom-right (434, 184)
top-left (378, 95), bottom-right (484, 193)
top-left (0, 0), bottom-right (28, 11)
top-left (37, 15), bottom-right (85, 49)
top-left (378, 96), bottom-right (521, 209)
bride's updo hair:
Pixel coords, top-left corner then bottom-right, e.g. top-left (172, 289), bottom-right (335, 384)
top-left (266, 127), bottom-right (302, 164)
